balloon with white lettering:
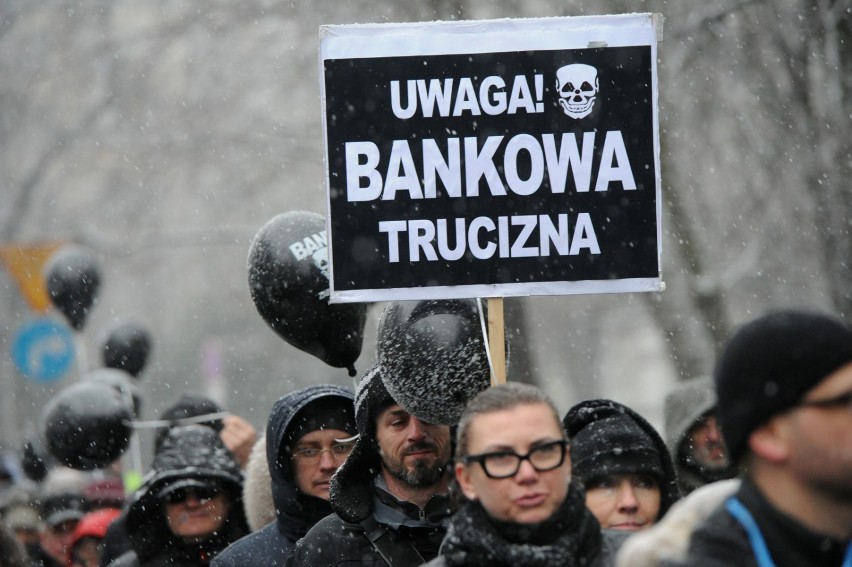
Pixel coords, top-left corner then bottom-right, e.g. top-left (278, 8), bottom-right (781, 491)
top-left (101, 321), bottom-right (152, 379)
top-left (44, 246), bottom-right (101, 331)
top-left (42, 380), bottom-right (132, 470)
top-left (247, 211), bottom-right (367, 376)
top-left (377, 299), bottom-right (499, 425)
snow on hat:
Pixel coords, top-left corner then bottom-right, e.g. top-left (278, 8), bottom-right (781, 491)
top-left (715, 309), bottom-right (852, 464)
top-left (565, 399), bottom-right (681, 519)
top-left (377, 300), bottom-right (494, 426)
top-left (330, 364), bottom-right (393, 524)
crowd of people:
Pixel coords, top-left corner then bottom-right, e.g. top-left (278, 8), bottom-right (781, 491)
top-left (0, 307), bottom-right (849, 566)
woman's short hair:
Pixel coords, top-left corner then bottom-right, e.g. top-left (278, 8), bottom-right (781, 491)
top-left (455, 382), bottom-right (563, 459)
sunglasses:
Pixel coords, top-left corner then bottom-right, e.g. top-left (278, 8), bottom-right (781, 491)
top-left (162, 486), bottom-right (221, 505)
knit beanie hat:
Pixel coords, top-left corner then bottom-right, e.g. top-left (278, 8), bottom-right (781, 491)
top-left (715, 309), bottom-right (852, 464)
top-left (564, 399), bottom-right (682, 519)
top-left (284, 397), bottom-right (357, 451)
top-left (570, 413), bottom-right (665, 484)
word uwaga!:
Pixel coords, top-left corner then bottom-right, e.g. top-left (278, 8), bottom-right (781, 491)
top-left (343, 74), bottom-right (639, 264)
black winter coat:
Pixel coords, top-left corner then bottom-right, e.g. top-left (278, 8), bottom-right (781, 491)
top-left (212, 385), bottom-right (354, 567)
top-left (286, 482), bottom-right (453, 566)
top-left (107, 425), bottom-right (248, 567)
top-left (663, 476), bottom-right (850, 567)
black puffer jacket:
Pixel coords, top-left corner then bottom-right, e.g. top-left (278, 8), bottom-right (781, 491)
top-left (108, 425), bottom-right (248, 567)
top-left (212, 384), bottom-right (354, 567)
top-left (662, 477), bottom-right (851, 567)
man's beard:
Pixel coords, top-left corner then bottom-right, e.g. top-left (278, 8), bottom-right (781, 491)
top-left (382, 441), bottom-right (447, 488)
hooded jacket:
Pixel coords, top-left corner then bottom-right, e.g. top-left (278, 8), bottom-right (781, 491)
top-left (107, 425), bottom-right (248, 567)
top-left (211, 384), bottom-right (355, 567)
top-left (286, 366), bottom-right (454, 566)
top-left (663, 377), bottom-right (737, 495)
top-left (564, 399), bottom-right (682, 521)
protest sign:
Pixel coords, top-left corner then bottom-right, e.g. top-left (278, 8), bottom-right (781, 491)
top-left (320, 14), bottom-right (663, 303)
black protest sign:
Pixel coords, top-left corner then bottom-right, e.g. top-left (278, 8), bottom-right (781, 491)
top-left (320, 15), bottom-right (662, 302)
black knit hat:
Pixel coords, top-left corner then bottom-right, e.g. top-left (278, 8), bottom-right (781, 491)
top-left (284, 396), bottom-right (357, 452)
top-left (564, 399), bottom-right (681, 519)
top-left (715, 309), bottom-right (852, 464)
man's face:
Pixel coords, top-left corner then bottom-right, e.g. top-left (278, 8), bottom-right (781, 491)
top-left (685, 413), bottom-right (729, 470)
top-left (164, 486), bottom-right (230, 542)
top-left (781, 361), bottom-right (852, 501)
top-left (456, 403), bottom-right (571, 524)
top-left (290, 428), bottom-right (355, 498)
top-left (375, 404), bottom-right (451, 489)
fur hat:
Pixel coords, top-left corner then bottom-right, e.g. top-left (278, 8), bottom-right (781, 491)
top-left (714, 309), bottom-right (852, 464)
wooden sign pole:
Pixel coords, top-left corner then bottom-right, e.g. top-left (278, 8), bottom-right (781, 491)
top-left (487, 297), bottom-right (507, 385)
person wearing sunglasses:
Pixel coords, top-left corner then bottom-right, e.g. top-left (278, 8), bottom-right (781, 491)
top-left (106, 425), bottom-right (248, 567)
top-left (563, 399), bottom-right (681, 533)
top-left (212, 385), bottom-right (356, 567)
top-left (668, 310), bottom-right (852, 567)
top-left (425, 382), bottom-right (627, 567)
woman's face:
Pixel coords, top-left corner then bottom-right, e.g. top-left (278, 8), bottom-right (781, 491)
top-left (164, 486), bottom-right (230, 542)
top-left (456, 403), bottom-right (571, 524)
top-left (584, 473), bottom-right (661, 531)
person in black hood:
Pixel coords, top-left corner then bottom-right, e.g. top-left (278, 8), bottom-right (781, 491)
top-left (287, 365), bottom-right (454, 566)
top-left (211, 384), bottom-right (356, 566)
top-left (564, 399), bottom-right (681, 533)
top-left (106, 425), bottom-right (248, 567)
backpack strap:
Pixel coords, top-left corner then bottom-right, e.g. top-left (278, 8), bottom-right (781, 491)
top-left (360, 516), bottom-right (427, 566)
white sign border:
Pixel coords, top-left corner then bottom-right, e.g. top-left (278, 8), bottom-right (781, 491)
top-left (320, 14), bottom-right (663, 304)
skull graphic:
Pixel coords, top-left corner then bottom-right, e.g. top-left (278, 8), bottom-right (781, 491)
top-left (555, 64), bottom-right (599, 119)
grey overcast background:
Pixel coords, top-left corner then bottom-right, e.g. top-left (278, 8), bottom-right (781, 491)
top-left (1, 0), bottom-right (849, 463)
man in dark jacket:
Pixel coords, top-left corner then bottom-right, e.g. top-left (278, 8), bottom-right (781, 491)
top-left (287, 366), bottom-right (454, 565)
top-left (668, 310), bottom-right (852, 567)
top-left (107, 425), bottom-right (248, 567)
top-left (211, 384), bottom-right (356, 566)
top-left (664, 377), bottom-right (736, 495)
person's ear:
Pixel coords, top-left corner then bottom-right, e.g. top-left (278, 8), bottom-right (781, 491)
top-left (747, 417), bottom-right (790, 464)
top-left (455, 462), bottom-right (478, 501)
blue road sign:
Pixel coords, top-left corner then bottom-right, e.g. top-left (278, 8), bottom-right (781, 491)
top-left (12, 318), bottom-right (75, 383)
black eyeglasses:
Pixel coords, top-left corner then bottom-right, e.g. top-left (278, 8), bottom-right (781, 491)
top-left (163, 486), bottom-right (221, 505)
top-left (462, 440), bottom-right (568, 479)
top-left (291, 442), bottom-right (356, 465)
top-left (798, 391), bottom-right (852, 411)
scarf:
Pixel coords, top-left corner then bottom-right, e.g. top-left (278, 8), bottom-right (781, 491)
top-left (439, 484), bottom-right (602, 567)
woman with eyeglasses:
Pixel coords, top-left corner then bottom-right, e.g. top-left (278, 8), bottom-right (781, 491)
top-left (563, 399), bottom-right (682, 533)
top-left (106, 425), bottom-right (248, 567)
top-left (424, 382), bottom-right (627, 567)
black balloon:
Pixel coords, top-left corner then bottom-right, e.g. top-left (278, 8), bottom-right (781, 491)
top-left (42, 381), bottom-right (132, 470)
top-left (378, 299), bottom-right (498, 425)
top-left (86, 367), bottom-right (143, 418)
top-left (248, 211), bottom-right (367, 376)
top-left (44, 246), bottom-right (101, 330)
top-left (101, 321), bottom-right (152, 378)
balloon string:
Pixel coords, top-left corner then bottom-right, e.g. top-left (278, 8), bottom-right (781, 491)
top-left (475, 298), bottom-right (496, 381)
top-left (124, 411), bottom-right (231, 429)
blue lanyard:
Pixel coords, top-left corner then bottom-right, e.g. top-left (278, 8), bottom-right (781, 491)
top-left (726, 497), bottom-right (852, 567)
